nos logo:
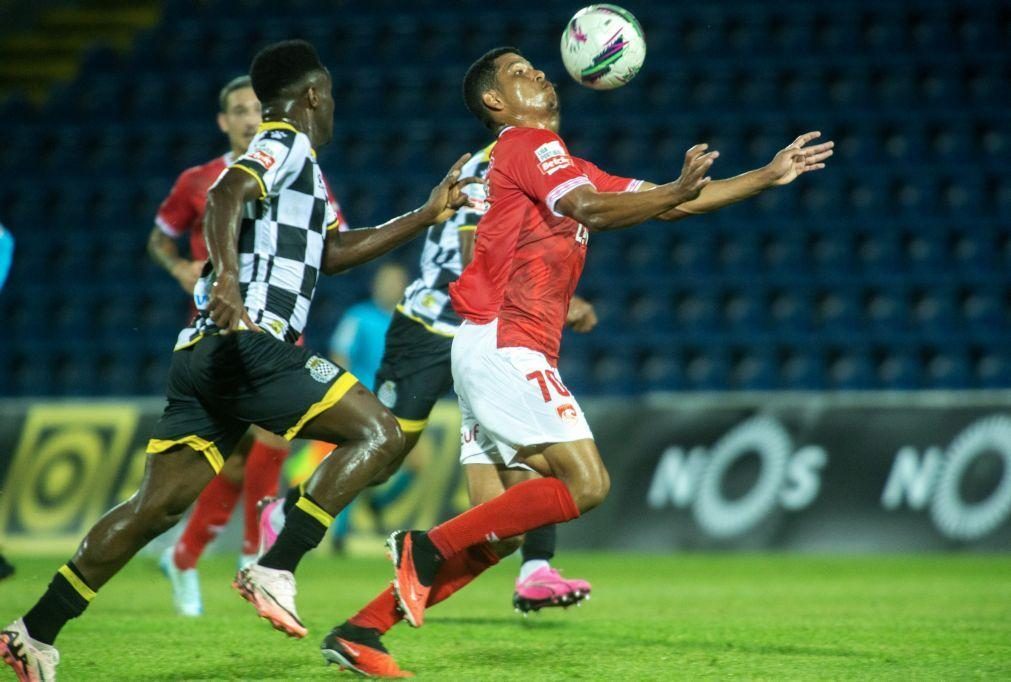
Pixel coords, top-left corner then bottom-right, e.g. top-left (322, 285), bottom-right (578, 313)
top-left (646, 416), bottom-right (827, 539)
top-left (882, 415), bottom-right (1011, 541)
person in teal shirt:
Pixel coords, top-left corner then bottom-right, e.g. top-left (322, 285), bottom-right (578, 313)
top-left (329, 262), bottom-right (408, 392)
top-left (0, 222), bottom-right (12, 292)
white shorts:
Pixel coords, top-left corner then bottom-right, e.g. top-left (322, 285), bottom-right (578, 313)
top-left (451, 319), bottom-right (593, 469)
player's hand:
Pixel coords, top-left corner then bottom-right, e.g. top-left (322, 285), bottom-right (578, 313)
top-left (566, 296), bottom-right (598, 333)
top-left (764, 132), bottom-right (834, 186)
top-left (171, 259), bottom-right (205, 295)
top-left (423, 153), bottom-right (483, 224)
top-left (671, 144), bottom-right (718, 204)
top-left (208, 270), bottom-right (261, 334)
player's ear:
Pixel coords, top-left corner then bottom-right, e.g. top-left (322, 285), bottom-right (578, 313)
top-left (216, 112), bottom-right (229, 134)
top-left (481, 89), bottom-right (504, 114)
top-left (306, 86), bottom-right (321, 108)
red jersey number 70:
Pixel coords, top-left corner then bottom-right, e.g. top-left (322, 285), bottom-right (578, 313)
top-left (526, 369), bottom-right (571, 403)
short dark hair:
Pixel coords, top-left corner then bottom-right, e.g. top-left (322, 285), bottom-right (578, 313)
top-left (218, 75), bottom-right (253, 112)
top-left (249, 39), bottom-right (325, 104)
top-left (463, 46), bottom-right (521, 129)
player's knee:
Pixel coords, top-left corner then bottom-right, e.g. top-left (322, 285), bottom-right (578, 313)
top-left (132, 492), bottom-right (191, 537)
top-left (568, 472), bottom-right (610, 512)
top-left (368, 412), bottom-right (406, 465)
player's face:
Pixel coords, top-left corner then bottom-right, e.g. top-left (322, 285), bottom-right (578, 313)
top-left (493, 54), bottom-right (559, 122)
top-left (310, 71), bottom-right (335, 146)
top-left (218, 87), bottom-right (262, 154)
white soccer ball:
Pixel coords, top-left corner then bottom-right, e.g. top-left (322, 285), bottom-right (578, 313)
top-left (560, 4), bottom-right (646, 90)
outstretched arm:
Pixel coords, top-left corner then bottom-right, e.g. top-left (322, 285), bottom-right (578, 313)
top-left (322, 154), bottom-right (480, 274)
top-left (203, 168), bottom-right (263, 332)
top-left (650, 131), bottom-right (834, 221)
top-left (555, 144), bottom-right (718, 232)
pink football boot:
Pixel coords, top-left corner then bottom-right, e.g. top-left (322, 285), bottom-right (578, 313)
top-left (257, 497), bottom-right (284, 557)
top-left (513, 565), bottom-right (592, 614)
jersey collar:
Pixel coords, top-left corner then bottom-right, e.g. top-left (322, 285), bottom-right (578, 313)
top-left (259, 121), bottom-right (299, 134)
top-left (257, 121), bottom-right (317, 157)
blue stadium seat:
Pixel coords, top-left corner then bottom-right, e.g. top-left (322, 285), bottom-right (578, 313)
top-left (0, 0), bottom-right (1007, 395)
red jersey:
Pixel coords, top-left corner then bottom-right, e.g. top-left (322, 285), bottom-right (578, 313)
top-left (450, 126), bottom-right (639, 365)
top-left (155, 154), bottom-right (229, 261)
top-left (155, 153), bottom-right (348, 262)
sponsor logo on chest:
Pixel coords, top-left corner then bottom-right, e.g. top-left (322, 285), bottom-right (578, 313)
top-left (534, 140), bottom-right (574, 175)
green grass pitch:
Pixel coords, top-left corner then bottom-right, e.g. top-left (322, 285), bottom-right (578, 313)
top-left (1, 553), bottom-right (1009, 679)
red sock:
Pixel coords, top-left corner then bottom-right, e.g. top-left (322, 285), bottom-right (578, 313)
top-left (349, 543), bottom-right (499, 634)
top-left (174, 474), bottom-right (242, 570)
top-left (241, 439), bottom-right (288, 555)
top-left (428, 477), bottom-right (579, 559)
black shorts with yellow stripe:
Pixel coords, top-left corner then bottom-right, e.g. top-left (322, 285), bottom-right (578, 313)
top-left (147, 332), bottom-right (357, 472)
top-left (373, 310), bottom-right (454, 435)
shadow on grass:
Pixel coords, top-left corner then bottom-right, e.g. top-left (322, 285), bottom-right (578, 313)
top-left (430, 616), bottom-right (570, 630)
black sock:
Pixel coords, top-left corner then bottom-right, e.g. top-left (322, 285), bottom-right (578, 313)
top-left (259, 493), bottom-right (332, 573)
top-left (281, 485), bottom-right (301, 516)
top-left (522, 524), bottom-right (557, 563)
top-left (21, 563), bottom-right (94, 645)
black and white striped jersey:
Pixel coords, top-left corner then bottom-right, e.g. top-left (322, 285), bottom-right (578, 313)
top-left (176, 122), bottom-right (339, 350)
top-left (397, 143), bottom-right (494, 336)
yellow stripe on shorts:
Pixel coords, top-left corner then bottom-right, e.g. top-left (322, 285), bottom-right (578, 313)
top-left (146, 436), bottom-right (225, 474)
top-left (284, 372), bottom-right (359, 440)
top-left (396, 416), bottom-right (428, 434)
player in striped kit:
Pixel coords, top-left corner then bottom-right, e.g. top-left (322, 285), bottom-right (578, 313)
top-left (147, 74), bottom-right (349, 618)
top-left (0, 40), bottom-right (479, 681)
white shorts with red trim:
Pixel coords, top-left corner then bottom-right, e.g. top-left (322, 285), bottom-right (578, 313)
top-left (451, 319), bottom-right (593, 469)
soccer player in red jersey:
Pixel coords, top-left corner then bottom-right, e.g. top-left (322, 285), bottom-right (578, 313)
top-left (147, 75), bottom-right (348, 616)
top-left (321, 47), bottom-right (833, 676)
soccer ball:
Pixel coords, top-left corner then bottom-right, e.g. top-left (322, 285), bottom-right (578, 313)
top-left (560, 4), bottom-right (646, 90)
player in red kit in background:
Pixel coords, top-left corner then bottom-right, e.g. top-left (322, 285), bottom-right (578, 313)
top-left (147, 75), bottom-right (347, 617)
top-left (321, 47), bottom-right (833, 677)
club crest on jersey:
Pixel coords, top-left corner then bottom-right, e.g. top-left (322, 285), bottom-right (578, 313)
top-left (535, 141), bottom-right (574, 175)
top-left (556, 403), bottom-right (579, 422)
top-left (305, 356), bottom-right (339, 384)
top-left (377, 380), bottom-right (397, 408)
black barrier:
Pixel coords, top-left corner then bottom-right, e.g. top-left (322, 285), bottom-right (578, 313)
top-left (1, 396), bottom-right (1009, 552)
top-left (562, 394), bottom-right (1011, 551)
